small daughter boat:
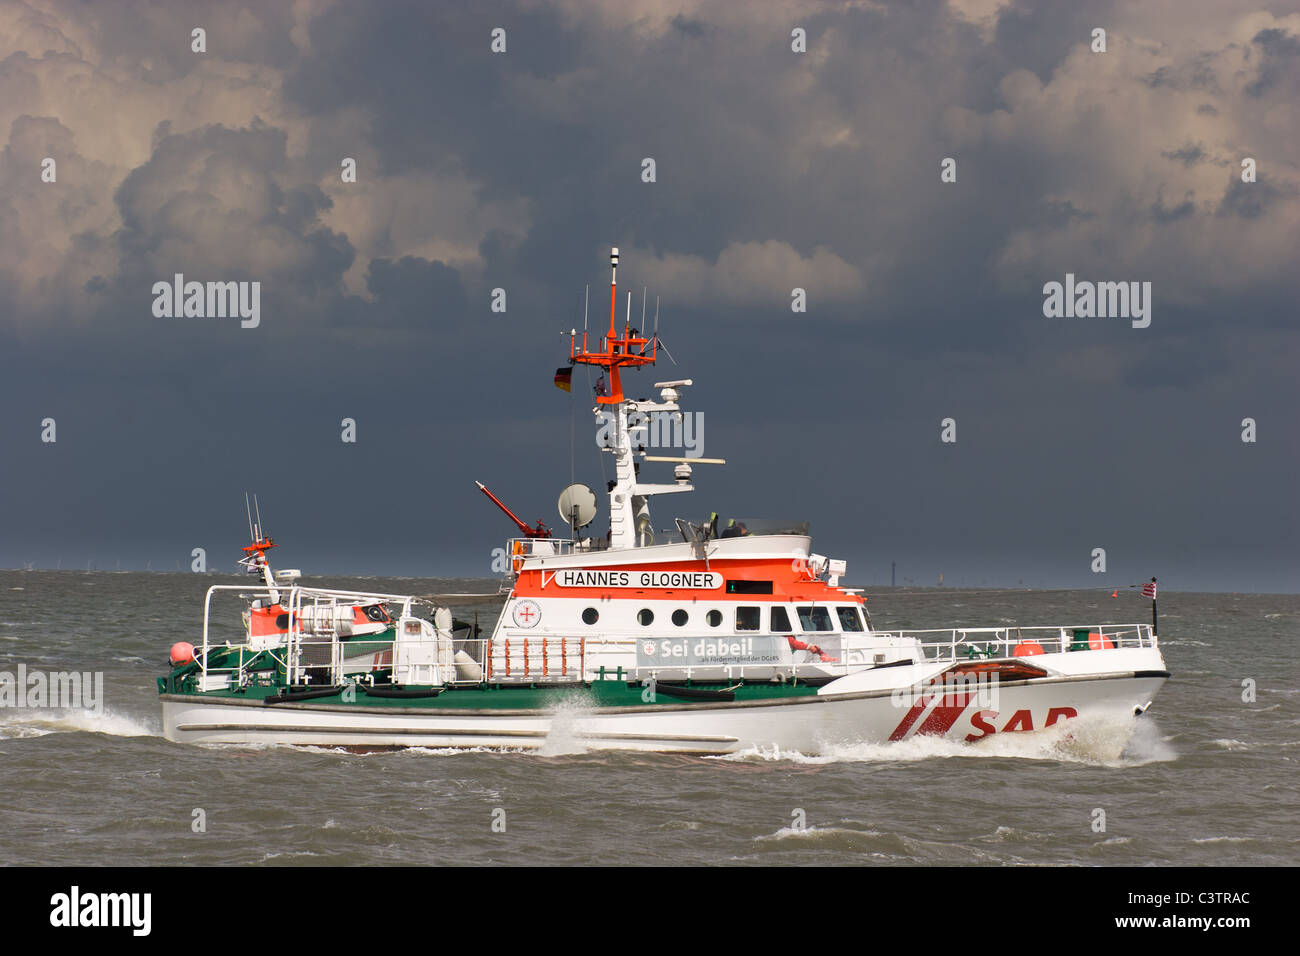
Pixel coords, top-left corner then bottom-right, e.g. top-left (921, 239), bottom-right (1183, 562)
top-left (238, 523), bottom-right (395, 675)
top-left (226, 502), bottom-right (478, 677)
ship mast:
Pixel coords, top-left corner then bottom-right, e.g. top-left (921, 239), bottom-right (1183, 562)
top-left (239, 493), bottom-right (280, 603)
top-left (568, 249), bottom-right (698, 550)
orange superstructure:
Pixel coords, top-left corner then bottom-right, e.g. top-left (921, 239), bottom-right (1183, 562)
top-left (509, 558), bottom-right (866, 605)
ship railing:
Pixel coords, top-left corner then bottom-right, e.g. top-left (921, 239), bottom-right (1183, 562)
top-left (194, 585), bottom-right (289, 690)
top-left (589, 625), bottom-right (1155, 682)
top-left (194, 584), bottom-right (444, 688)
top-left (865, 624), bottom-right (1158, 663)
top-left (282, 585), bottom-right (421, 686)
top-left (502, 536), bottom-right (609, 577)
top-left (447, 637), bottom-right (490, 685)
top-left (184, 646), bottom-right (291, 692)
top-left (486, 635), bottom-right (587, 683)
top-left (505, 538), bottom-right (573, 568)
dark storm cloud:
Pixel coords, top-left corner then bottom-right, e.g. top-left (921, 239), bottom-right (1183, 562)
top-left (1144, 54), bottom-right (1225, 94)
top-left (366, 256), bottom-right (467, 321)
top-left (992, 0), bottom-right (1120, 84)
top-left (0, 0), bottom-right (1296, 592)
top-left (1245, 26), bottom-right (1300, 96)
top-left (1161, 143), bottom-right (1209, 167)
top-left (1217, 176), bottom-right (1295, 218)
top-left (1150, 193), bottom-right (1196, 222)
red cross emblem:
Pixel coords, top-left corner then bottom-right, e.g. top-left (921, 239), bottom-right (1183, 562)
top-left (512, 600), bottom-right (541, 628)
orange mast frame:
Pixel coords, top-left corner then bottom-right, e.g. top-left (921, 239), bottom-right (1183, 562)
top-left (569, 247), bottom-right (657, 404)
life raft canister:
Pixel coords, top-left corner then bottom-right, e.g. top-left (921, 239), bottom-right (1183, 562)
top-left (1069, 629), bottom-right (1116, 650)
top-left (1013, 641), bottom-right (1045, 656)
top-left (1088, 631), bottom-right (1115, 650)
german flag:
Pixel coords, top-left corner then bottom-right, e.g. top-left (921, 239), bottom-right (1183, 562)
top-left (554, 367), bottom-right (572, 392)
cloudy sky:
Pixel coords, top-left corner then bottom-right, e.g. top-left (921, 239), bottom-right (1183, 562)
top-left (1, 0), bottom-right (1296, 592)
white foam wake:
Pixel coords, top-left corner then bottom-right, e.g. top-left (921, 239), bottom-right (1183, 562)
top-left (537, 694), bottom-right (597, 756)
top-left (0, 707), bottom-right (159, 740)
top-left (717, 715), bottom-right (1177, 768)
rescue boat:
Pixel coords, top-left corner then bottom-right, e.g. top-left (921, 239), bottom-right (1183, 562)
top-left (236, 515), bottom-right (397, 675)
top-left (232, 504), bottom-right (477, 675)
top-left (158, 249), bottom-right (1169, 753)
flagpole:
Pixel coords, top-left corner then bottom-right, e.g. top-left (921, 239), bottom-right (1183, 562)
top-left (1150, 576), bottom-right (1158, 636)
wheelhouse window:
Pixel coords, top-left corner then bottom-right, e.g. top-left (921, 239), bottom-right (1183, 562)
top-left (706, 610), bottom-right (722, 627)
top-left (637, 608), bottom-right (655, 626)
top-left (726, 580), bottom-right (773, 594)
top-left (770, 606), bottom-right (793, 632)
top-left (796, 605), bottom-right (834, 632)
top-left (836, 606), bottom-right (865, 632)
top-left (672, 609), bottom-right (688, 627)
top-left (582, 607), bottom-right (599, 625)
top-left (736, 606), bottom-right (761, 631)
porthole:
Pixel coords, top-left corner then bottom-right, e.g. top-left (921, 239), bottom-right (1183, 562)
top-left (672, 609), bottom-right (688, 627)
top-left (638, 608), bottom-right (655, 626)
top-left (706, 610), bottom-right (722, 627)
top-left (582, 607), bottom-right (599, 625)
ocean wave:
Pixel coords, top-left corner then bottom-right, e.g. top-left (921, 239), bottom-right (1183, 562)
top-left (405, 745), bottom-right (532, 757)
top-left (0, 707), bottom-right (158, 740)
top-left (258, 850), bottom-right (323, 863)
top-left (756, 824), bottom-right (883, 842)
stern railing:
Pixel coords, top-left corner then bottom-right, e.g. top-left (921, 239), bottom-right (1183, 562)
top-left (877, 624), bottom-right (1158, 663)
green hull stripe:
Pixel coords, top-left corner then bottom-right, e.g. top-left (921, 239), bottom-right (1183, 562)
top-left (160, 678), bottom-right (821, 713)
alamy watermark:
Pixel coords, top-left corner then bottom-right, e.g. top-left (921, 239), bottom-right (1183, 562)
top-left (0, 664), bottom-right (104, 715)
top-left (50, 886), bottom-right (150, 936)
top-left (597, 409), bottom-right (704, 457)
top-left (152, 274), bottom-right (260, 328)
top-left (1042, 273), bottom-right (1151, 328)
top-left (890, 670), bottom-right (1001, 711)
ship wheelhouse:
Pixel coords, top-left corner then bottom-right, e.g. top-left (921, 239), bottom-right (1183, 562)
top-left (492, 523), bottom-right (914, 684)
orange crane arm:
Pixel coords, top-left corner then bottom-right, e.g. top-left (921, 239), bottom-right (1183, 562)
top-left (475, 481), bottom-right (552, 538)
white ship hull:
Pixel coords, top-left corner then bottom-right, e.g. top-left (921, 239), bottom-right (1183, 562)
top-left (161, 649), bottom-right (1168, 755)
